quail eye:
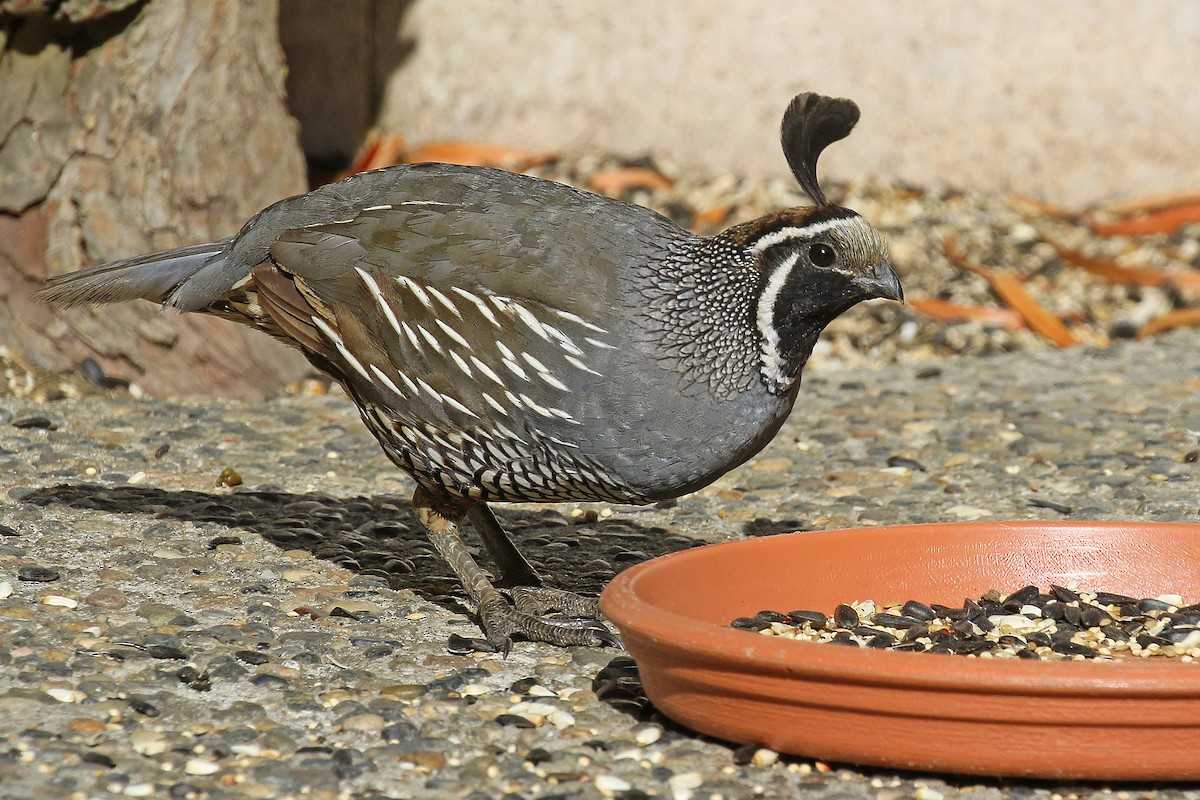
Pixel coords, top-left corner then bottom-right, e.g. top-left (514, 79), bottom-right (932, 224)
top-left (808, 242), bottom-right (836, 267)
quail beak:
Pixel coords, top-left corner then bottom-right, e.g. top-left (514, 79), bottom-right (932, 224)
top-left (857, 261), bottom-right (904, 303)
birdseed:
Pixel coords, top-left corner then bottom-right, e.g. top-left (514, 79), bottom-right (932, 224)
top-left (733, 585), bottom-right (1200, 661)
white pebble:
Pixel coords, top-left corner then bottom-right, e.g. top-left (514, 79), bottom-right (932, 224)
top-left (46, 688), bottom-right (86, 704)
top-left (751, 747), bottom-right (779, 767)
top-left (547, 710), bottom-right (575, 729)
top-left (184, 758), bottom-right (221, 776)
top-left (915, 787), bottom-right (944, 800)
top-left (509, 700), bottom-right (557, 718)
top-left (459, 683), bottom-right (491, 697)
top-left (595, 774), bottom-right (631, 795)
top-left (40, 595), bottom-right (78, 609)
top-left (0, 581), bottom-right (12, 599)
top-left (1019, 604), bottom-right (1043, 617)
top-left (527, 684), bottom-right (557, 697)
top-left (123, 783), bottom-right (155, 797)
top-left (1156, 594), bottom-right (1185, 608)
top-left (669, 771), bottom-right (704, 791)
top-left (127, 471), bottom-right (147, 485)
top-left (130, 731), bottom-right (168, 756)
top-left (635, 725), bottom-right (663, 745)
top-left (230, 742), bottom-right (261, 757)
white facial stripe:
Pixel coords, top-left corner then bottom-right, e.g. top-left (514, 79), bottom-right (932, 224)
top-left (751, 217), bottom-right (858, 253)
top-left (755, 252), bottom-right (801, 389)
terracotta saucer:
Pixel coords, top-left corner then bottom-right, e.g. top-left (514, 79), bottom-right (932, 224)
top-left (600, 521), bottom-right (1200, 781)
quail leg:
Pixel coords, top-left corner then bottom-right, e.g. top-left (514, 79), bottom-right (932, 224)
top-left (466, 504), bottom-right (543, 587)
top-left (467, 504), bottom-right (604, 619)
top-left (413, 487), bottom-right (617, 650)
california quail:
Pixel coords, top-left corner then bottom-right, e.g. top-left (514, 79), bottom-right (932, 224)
top-left (37, 93), bottom-right (902, 649)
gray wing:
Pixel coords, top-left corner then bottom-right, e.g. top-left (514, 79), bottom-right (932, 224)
top-left (168, 163), bottom-right (677, 313)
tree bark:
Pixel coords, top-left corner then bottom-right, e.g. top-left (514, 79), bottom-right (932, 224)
top-left (0, 0), bottom-right (310, 397)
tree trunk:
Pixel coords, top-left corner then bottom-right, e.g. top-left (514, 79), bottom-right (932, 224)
top-left (0, 0), bottom-right (311, 397)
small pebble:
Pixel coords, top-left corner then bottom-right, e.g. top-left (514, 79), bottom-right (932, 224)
top-left (18, 567), bottom-right (60, 582)
top-left (635, 725), bottom-right (663, 745)
top-left (595, 774), bottom-right (632, 795)
top-left (46, 688), bottom-right (86, 703)
top-left (184, 758), bottom-right (221, 776)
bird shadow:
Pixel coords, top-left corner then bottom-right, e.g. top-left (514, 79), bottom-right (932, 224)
top-left (22, 483), bottom-right (704, 604)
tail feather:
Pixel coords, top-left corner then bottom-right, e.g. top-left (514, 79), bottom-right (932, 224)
top-left (35, 238), bottom-right (234, 308)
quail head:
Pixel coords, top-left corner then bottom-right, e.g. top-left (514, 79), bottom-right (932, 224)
top-left (38, 92), bottom-right (902, 650)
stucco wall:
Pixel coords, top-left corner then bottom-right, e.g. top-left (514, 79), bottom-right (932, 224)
top-left (372, 0), bottom-right (1200, 205)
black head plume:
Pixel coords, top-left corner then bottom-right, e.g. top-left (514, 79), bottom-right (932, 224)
top-left (780, 93), bottom-right (861, 205)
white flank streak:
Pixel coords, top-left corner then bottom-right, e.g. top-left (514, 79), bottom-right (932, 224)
top-left (416, 378), bottom-right (442, 402)
top-left (395, 200), bottom-right (455, 207)
top-left (449, 351), bottom-right (474, 378)
top-left (496, 341), bottom-right (517, 361)
top-left (451, 287), bottom-right (502, 327)
top-left (363, 204), bottom-right (393, 211)
top-left (425, 286), bottom-right (462, 318)
top-left (756, 251), bottom-right (800, 389)
top-left (512, 304), bottom-right (551, 341)
top-left (469, 355), bottom-right (505, 385)
top-left (481, 392), bottom-right (507, 415)
top-left (750, 218), bottom-right (857, 253)
top-left (521, 352), bottom-right (551, 376)
top-left (552, 308), bottom-right (607, 333)
top-left (494, 420), bottom-right (525, 444)
top-left (397, 371), bottom-right (421, 396)
top-left (311, 317), bottom-right (372, 382)
top-left (434, 318), bottom-right (472, 350)
top-left (487, 295), bottom-right (511, 314)
top-left (396, 276), bottom-right (434, 310)
top-left (519, 393), bottom-right (555, 418)
top-left (400, 321), bottom-right (423, 352)
top-left (440, 393), bottom-right (478, 418)
top-left (369, 365), bottom-right (405, 397)
top-left (565, 355), bottom-right (602, 376)
top-left (543, 324), bottom-right (585, 356)
top-left (539, 373), bottom-right (571, 392)
top-left (416, 325), bottom-right (444, 354)
top-left (355, 268), bottom-right (408, 342)
top-left (502, 358), bottom-right (530, 381)
top-left (584, 336), bottom-right (617, 350)
top-left (548, 407), bottom-right (579, 423)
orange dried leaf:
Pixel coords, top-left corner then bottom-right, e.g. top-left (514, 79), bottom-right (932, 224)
top-left (943, 239), bottom-right (1079, 347)
top-left (1137, 307), bottom-right (1200, 340)
top-left (1086, 203), bottom-right (1200, 237)
top-left (1103, 190), bottom-right (1200, 217)
top-left (1045, 237), bottom-right (1200, 291)
top-left (907, 297), bottom-right (1024, 331)
top-left (339, 133), bottom-right (408, 178)
top-left (690, 205), bottom-right (731, 234)
top-left (1008, 193), bottom-right (1079, 221)
top-left (587, 167), bottom-right (674, 196)
top-left (401, 141), bottom-right (556, 171)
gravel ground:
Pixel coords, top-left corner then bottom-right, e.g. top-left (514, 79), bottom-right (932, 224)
top-left (1, 328), bottom-right (1198, 799)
